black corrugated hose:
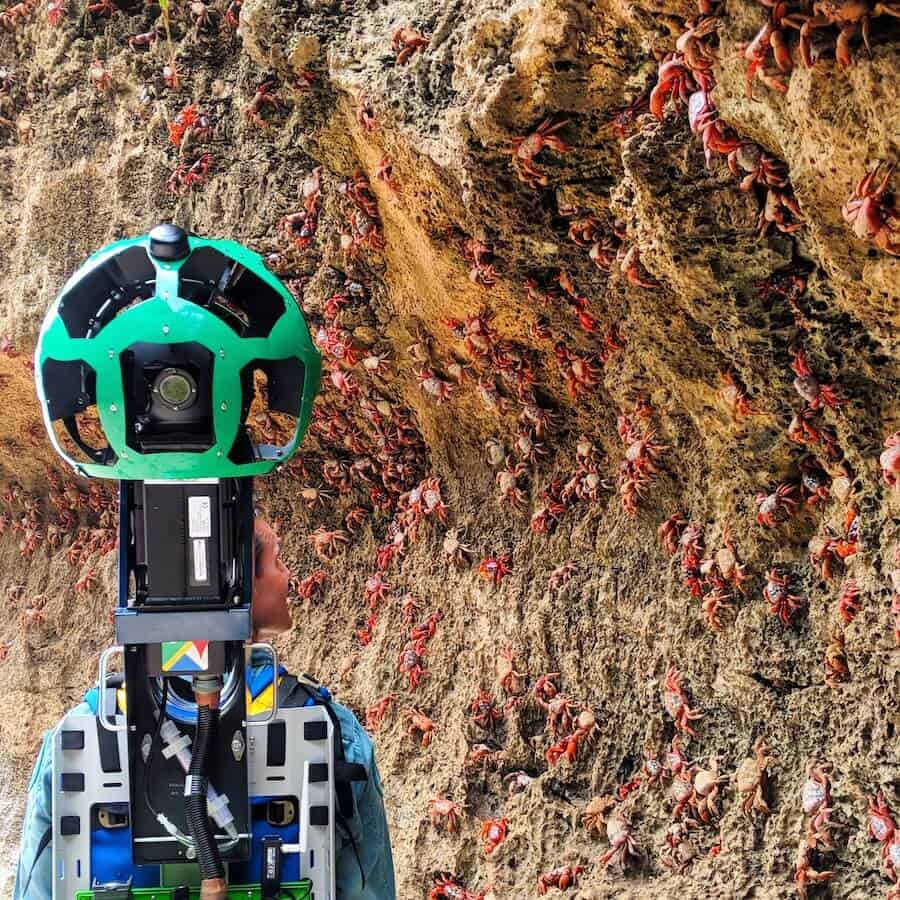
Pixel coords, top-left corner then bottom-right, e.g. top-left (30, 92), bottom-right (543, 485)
top-left (185, 702), bottom-right (225, 883)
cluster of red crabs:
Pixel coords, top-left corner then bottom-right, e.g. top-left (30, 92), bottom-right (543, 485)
top-left (0, 0), bottom-right (283, 191)
top-left (661, 300), bottom-right (900, 691)
top-left (0, 461), bottom-right (117, 657)
top-left (421, 662), bottom-right (900, 899)
top-left (643, 0), bottom-right (899, 251)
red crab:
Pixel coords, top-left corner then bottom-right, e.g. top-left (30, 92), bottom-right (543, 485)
top-left (364, 573), bottom-right (391, 609)
top-left (463, 238), bottom-right (496, 287)
top-left (538, 693), bottom-right (577, 738)
top-left (604, 91), bottom-right (650, 140)
top-left (880, 432), bottom-right (900, 488)
top-left (496, 645), bottom-right (526, 695)
top-left (701, 524), bottom-right (748, 596)
top-left (546, 708), bottom-right (599, 765)
top-left (687, 90), bottom-right (742, 167)
top-left (596, 799), bottom-right (640, 870)
top-left (244, 79), bottom-right (282, 129)
top-left (842, 162), bottom-right (898, 255)
top-left (548, 562), bottom-right (578, 593)
top-left (788, 408), bottom-right (840, 457)
top-left (294, 569), bottom-right (328, 601)
top-left (356, 92), bottom-right (377, 131)
top-left (791, 0), bottom-right (900, 70)
top-left (799, 457), bottom-right (831, 506)
top-left (795, 832), bottom-right (835, 899)
top-left (790, 350), bottom-right (845, 409)
top-left (719, 369), bottom-right (758, 419)
top-left (375, 156), bottom-right (400, 194)
top-left (74, 568), bottom-right (97, 594)
top-left (88, 59), bottom-right (113, 92)
top-left (702, 587), bottom-right (733, 631)
top-left (824, 626), bottom-right (850, 689)
top-left (664, 735), bottom-right (691, 778)
top-left (567, 213), bottom-right (602, 247)
top-left (46, 0), bottom-right (66, 24)
top-left (470, 690), bottom-right (504, 729)
top-left (85, 0), bottom-right (119, 16)
top-left (479, 552), bottom-right (512, 587)
top-left (308, 527), bottom-right (350, 560)
top-left (663, 665), bottom-right (703, 737)
top-left (442, 528), bottom-right (474, 568)
top-left (755, 482), bottom-right (798, 527)
top-left (391, 26), bottom-right (429, 64)
top-left (676, 15), bottom-right (719, 70)
top-left (658, 512), bottom-right (688, 556)
top-left (763, 568), bottom-right (805, 626)
top-left (223, 0), bottom-right (240, 27)
top-left (356, 614), bottom-right (377, 647)
top-left (397, 597), bottom-right (421, 628)
top-left (618, 415), bottom-right (667, 515)
top-left (728, 142), bottom-right (788, 192)
top-left (506, 117), bottom-right (571, 188)
top-left (365, 694), bottom-right (397, 732)
top-left (758, 185), bottom-right (806, 236)
top-left (553, 342), bottom-right (603, 400)
top-left (167, 102), bottom-right (211, 149)
top-left (430, 873), bottom-right (482, 900)
top-left (802, 762), bottom-right (832, 820)
top-left (533, 673), bottom-right (561, 703)
top-left (867, 791), bottom-right (897, 846)
top-left (417, 367), bottom-right (454, 403)
top-left (837, 578), bottom-right (861, 623)
top-left (741, 12), bottom-right (793, 99)
top-left (428, 794), bottom-right (463, 832)
top-left (376, 530), bottom-right (406, 572)
top-left (344, 506), bottom-right (370, 534)
top-left (480, 817), bottom-right (509, 855)
top-left (537, 865), bottom-right (585, 893)
top-left (496, 458), bottom-right (529, 507)
top-left (642, 748), bottom-right (664, 785)
top-left (167, 154), bottom-right (214, 195)
top-left (406, 707), bottom-right (434, 747)
top-left (467, 743), bottom-right (506, 769)
top-left (129, 24), bottom-right (164, 50)
top-left (398, 640), bottom-right (427, 689)
top-left (650, 53), bottom-right (706, 119)
top-left (409, 611), bottom-right (443, 643)
top-left (617, 244), bottom-right (659, 289)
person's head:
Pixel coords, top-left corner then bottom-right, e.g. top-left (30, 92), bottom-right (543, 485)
top-left (251, 509), bottom-right (291, 642)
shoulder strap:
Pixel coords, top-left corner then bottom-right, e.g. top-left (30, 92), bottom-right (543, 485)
top-left (279, 676), bottom-right (368, 821)
top-left (18, 824), bottom-right (52, 897)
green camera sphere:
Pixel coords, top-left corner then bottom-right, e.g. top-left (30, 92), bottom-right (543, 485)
top-left (34, 227), bottom-right (321, 480)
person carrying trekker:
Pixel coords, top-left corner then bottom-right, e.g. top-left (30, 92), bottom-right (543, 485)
top-left (13, 510), bottom-right (396, 899)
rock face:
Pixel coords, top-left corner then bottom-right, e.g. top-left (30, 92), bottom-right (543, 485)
top-left (0, 0), bottom-right (899, 897)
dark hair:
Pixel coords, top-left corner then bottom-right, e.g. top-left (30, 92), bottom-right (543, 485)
top-left (253, 504), bottom-right (264, 578)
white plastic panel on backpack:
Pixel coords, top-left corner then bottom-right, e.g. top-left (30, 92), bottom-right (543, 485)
top-left (52, 704), bottom-right (335, 898)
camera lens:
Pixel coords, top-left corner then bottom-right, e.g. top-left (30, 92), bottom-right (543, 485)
top-left (155, 368), bottom-right (197, 410)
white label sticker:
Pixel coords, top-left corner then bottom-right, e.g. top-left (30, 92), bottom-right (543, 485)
top-left (192, 539), bottom-right (208, 583)
top-left (188, 496), bottom-right (212, 538)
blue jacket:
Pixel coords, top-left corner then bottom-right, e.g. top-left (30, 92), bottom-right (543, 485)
top-left (13, 664), bottom-right (396, 900)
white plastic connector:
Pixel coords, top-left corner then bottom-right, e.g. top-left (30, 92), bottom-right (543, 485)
top-left (158, 719), bottom-right (238, 838)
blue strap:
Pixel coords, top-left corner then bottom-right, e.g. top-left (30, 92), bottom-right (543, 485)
top-left (246, 661), bottom-right (289, 700)
top-left (84, 686), bottom-right (100, 714)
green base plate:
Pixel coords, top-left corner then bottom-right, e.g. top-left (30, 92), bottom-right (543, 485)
top-left (76, 882), bottom-right (311, 899)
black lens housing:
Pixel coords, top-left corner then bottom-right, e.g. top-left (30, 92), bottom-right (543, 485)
top-left (121, 341), bottom-right (215, 453)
